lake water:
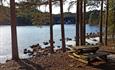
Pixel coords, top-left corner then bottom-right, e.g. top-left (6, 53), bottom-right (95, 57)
top-left (0, 24), bottom-right (99, 63)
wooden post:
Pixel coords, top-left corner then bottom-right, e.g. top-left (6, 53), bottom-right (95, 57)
top-left (76, 0), bottom-right (80, 46)
top-left (10, 0), bottom-right (19, 60)
top-left (100, 0), bottom-right (103, 44)
top-left (60, 0), bottom-right (66, 52)
top-left (104, 0), bottom-right (109, 46)
top-left (49, 0), bottom-right (54, 53)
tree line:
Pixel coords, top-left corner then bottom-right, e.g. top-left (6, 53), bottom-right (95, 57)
top-left (0, 5), bottom-right (101, 25)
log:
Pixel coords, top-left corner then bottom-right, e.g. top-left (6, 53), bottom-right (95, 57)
top-left (72, 53), bottom-right (88, 59)
top-left (68, 55), bottom-right (88, 64)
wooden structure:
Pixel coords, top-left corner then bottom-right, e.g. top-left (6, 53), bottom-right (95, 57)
top-left (67, 46), bottom-right (109, 64)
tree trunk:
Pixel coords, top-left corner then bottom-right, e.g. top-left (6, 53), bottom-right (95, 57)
top-left (100, 0), bottom-right (103, 44)
top-left (113, 9), bottom-right (115, 43)
top-left (82, 0), bottom-right (86, 45)
top-left (104, 0), bottom-right (109, 46)
top-left (10, 0), bottom-right (19, 60)
top-left (49, 0), bottom-right (54, 53)
top-left (60, 0), bottom-right (66, 52)
top-left (79, 0), bottom-right (83, 46)
top-left (76, 0), bottom-right (80, 46)
top-left (113, 23), bottom-right (115, 43)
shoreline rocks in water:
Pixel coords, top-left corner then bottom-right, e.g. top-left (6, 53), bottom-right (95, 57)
top-left (24, 43), bottom-right (54, 57)
top-left (1, 44), bottom-right (115, 70)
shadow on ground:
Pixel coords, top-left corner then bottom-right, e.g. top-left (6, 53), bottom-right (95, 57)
top-left (90, 62), bottom-right (115, 70)
top-left (17, 59), bottom-right (44, 70)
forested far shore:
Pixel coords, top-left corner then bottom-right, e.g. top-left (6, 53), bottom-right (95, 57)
top-left (0, 5), bottom-right (100, 26)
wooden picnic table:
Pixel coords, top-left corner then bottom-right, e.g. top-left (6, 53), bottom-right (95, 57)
top-left (68, 46), bottom-right (109, 64)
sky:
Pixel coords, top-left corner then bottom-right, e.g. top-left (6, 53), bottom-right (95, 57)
top-left (3, 0), bottom-right (101, 14)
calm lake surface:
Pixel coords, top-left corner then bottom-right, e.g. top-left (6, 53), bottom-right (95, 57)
top-left (0, 24), bottom-right (99, 63)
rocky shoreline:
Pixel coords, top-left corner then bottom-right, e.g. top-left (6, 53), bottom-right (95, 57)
top-left (0, 44), bottom-right (115, 70)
